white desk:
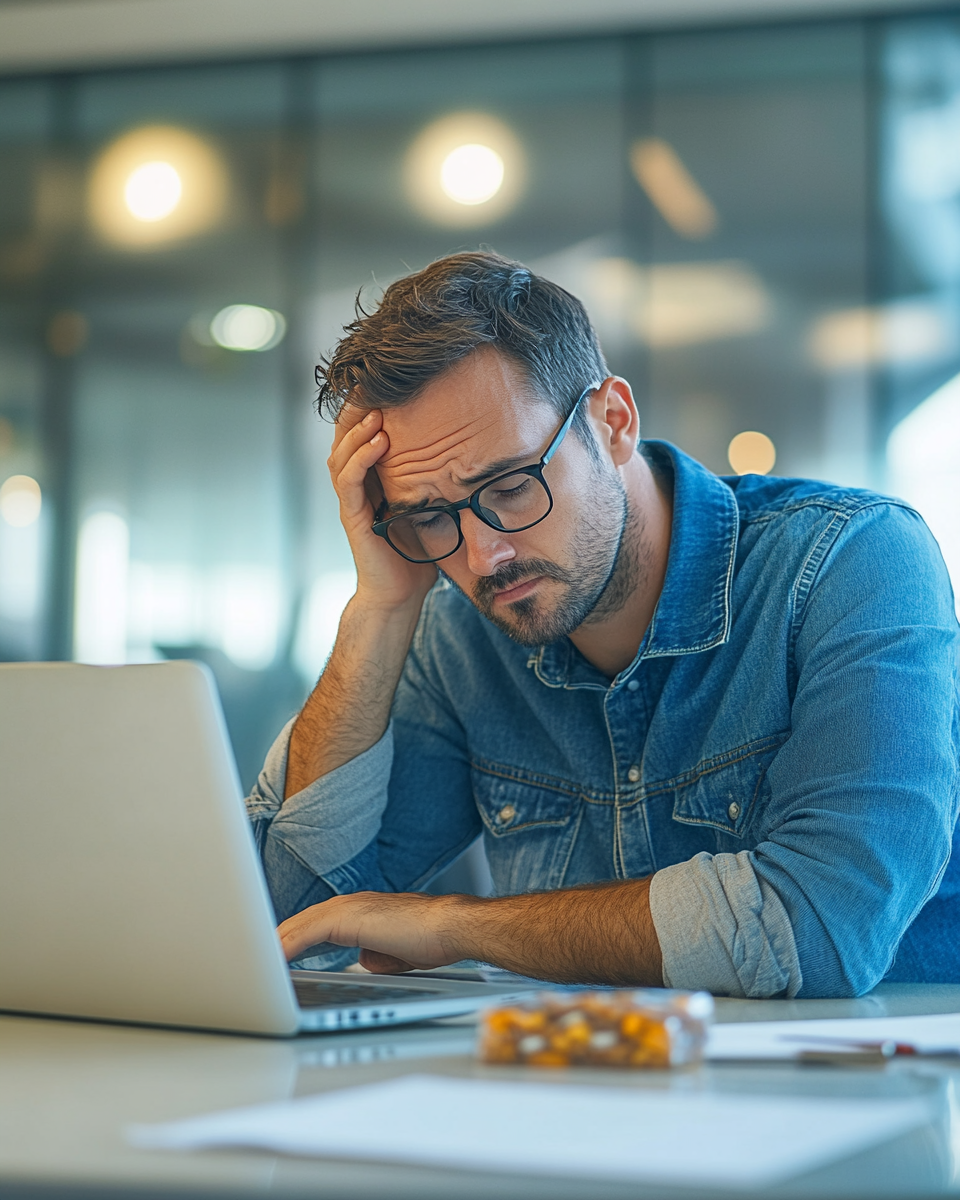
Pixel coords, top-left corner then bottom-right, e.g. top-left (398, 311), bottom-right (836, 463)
top-left (2, 983), bottom-right (960, 1199)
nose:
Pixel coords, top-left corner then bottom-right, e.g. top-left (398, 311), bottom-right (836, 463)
top-left (459, 509), bottom-right (516, 577)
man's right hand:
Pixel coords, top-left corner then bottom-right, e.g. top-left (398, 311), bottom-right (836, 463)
top-left (283, 405), bottom-right (437, 799)
top-left (328, 405), bottom-right (436, 613)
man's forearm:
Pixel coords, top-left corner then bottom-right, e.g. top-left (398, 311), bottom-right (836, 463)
top-left (450, 880), bottom-right (663, 986)
top-left (285, 596), bottom-right (423, 798)
top-left (278, 878), bottom-right (664, 986)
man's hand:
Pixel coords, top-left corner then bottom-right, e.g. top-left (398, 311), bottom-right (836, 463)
top-left (277, 878), bottom-right (664, 986)
top-left (328, 405), bottom-right (436, 615)
top-left (284, 405), bottom-right (436, 798)
top-left (279, 891), bottom-right (464, 974)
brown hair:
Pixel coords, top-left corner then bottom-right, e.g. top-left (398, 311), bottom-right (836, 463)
top-left (315, 251), bottom-right (608, 444)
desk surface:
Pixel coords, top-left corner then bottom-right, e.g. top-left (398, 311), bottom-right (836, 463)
top-left (2, 983), bottom-right (960, 1200)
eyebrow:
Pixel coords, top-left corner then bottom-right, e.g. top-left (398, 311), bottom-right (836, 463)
top-left (383, 451), bottom-right (534, 517)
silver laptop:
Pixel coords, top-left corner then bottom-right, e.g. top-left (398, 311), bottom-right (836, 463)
top-left (0, 661), bottom-right (529, 1035)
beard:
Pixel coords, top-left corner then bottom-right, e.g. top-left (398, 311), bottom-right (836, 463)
top-left (461, 463), bottom-right (643, 647)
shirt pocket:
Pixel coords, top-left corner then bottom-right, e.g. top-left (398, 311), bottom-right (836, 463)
top-left (667, 732), bottom-right (788, 842)
top-left (471, 760), bottom-right (582, 895)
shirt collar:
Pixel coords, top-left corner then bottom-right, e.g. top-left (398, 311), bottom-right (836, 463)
top-left (530, 440), bottom-right (739, 687)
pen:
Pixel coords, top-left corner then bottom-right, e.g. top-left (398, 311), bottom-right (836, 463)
top-left (783, 1035), bottom-right (960, 1061)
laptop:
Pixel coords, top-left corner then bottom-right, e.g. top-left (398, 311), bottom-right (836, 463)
top-left (0, 661), bottom-right (530, 1035)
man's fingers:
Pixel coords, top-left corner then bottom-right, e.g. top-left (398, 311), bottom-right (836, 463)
top-left (331, 400), bottom-right (374, 445)
top-left (277, 903), bottom-right (342, 961)
top-left (328, 416), bottom-right (390, 525)
top-left (329, 407), bottom-right (383, 474)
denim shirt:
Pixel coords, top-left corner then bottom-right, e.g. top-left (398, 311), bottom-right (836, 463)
top-left (247, 442), bottom-right (960, 998)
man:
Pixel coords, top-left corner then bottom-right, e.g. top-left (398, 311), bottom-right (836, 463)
top-left (247, 251), bottom-right (960, 998)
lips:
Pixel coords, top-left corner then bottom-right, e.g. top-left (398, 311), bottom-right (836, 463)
top-left (493, 576), bottom-right (543, 604)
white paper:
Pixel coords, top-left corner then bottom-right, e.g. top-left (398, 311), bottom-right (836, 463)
top-left (128, 1073), bottom-right (929, 1188)
top-left (707, 1012), bottom-right (960, 1060)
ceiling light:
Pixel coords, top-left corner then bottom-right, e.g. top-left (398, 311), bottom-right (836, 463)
top-left (124, 161), bottom-right (182, 222)
top-left (210, 305), bottom-right (286, 352)
top-left (0, 475), bottom-right (42, 527)
top-left (630, 139), bottom-right (718, 240)
top-left (440, 144), bottom-right (504, 206)
top-left (406, 112), bottom-right (524, 227)
top-left (88, 125), bottom-right (227, 248)
top-left (728, 431), bottom-right (776, 476)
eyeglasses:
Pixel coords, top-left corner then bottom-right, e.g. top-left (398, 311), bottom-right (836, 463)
top-left (372, 384), bottom-right (598, 564)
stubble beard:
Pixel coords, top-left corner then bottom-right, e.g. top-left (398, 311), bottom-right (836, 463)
top-left (465, 465), bottom-right (643, 648)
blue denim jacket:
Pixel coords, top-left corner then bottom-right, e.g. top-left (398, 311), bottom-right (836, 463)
top-left (247, 442), bottom-right (960, 998)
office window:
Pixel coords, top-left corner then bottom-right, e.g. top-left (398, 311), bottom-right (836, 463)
top-left (0, 17), bottom-right (954, 790)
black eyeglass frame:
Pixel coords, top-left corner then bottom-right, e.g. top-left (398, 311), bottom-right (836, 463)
top-left (371, 383), bottom-right (599, 564)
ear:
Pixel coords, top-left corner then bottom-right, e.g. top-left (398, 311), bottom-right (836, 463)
top-left (586, 377), bottom-right (640, 468)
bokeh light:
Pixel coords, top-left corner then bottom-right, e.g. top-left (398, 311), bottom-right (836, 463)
top-left (209, 305), bottom-right (286, 352)
top-left (405, 112), bottom-right (524, 227)
top-left (0, 475), bottom-right (42, 527)
top-left (124, 161), bottom-right (183, 222)
top-left (88, 125), bottom-right (227, 248)
top-left (440, 144), bottom-right (505, 206)
top-left (728, 431), bottom-right (776, 475)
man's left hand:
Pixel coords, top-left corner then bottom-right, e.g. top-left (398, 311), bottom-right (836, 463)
top-left (278, 891), bottom-right (469, 974)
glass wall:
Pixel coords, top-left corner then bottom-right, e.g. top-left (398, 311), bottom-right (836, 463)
top-left (0, 16), bottom-right (956, 803)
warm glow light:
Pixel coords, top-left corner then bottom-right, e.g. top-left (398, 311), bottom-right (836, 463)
top-left (88, 125), bottom-right (226, 248)
top-left (406, 112), bottom-right (524, 227)
top-left (124, 160), bottom-right (182, 222)
top-left (584, 257), bottom-right (770, 348)
top-left (728, 431), bottom-right (776, 476)
top-left (630, 139), bottom-right (718, 239)
top-left (0, 475), bottom-right (41, 527)
top-left (808, 303), bottom-right (951, 370)
top-left (440, 144), bottom-right (504, 206)
top-left (210, 305), bottom-right (286, 352)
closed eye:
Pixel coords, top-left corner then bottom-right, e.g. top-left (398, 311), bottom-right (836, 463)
top-left (406, 510), bottom-right (450, 532)
top-left (484, 478), bottom-right (533, 501)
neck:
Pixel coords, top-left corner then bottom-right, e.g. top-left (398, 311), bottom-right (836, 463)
top-left (568, 452), bottom-right (673, 678)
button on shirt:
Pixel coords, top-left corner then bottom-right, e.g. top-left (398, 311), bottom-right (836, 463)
top-left (246, 442), bottom-right (960, 999)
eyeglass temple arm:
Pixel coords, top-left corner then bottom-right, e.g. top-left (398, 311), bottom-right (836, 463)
top-left (541, 384), bottom-right (600, 467)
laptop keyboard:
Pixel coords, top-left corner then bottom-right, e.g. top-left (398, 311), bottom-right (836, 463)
top-left (292, 978), bottom-right (445, 1009)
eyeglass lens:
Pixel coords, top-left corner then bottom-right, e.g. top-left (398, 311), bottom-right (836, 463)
top-left (386, 471), bottom-right (552, 562)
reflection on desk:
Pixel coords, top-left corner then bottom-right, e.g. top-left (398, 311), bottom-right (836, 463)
top-left (0, 982), bottom-right (959, 1199)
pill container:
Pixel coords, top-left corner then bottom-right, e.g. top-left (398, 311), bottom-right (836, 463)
top-left (478, 987), bottom-right (713, 1068)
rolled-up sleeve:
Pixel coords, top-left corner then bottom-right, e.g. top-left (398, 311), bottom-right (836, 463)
top-left (245, 718), bottom-right (394, 877)
top-left (650, 852), bottom-right (802, 997)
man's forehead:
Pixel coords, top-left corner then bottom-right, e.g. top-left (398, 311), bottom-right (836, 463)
top-left (379, 407), bottom-right (501, 483)
top-left (375, 358), bottom-right (555, 500)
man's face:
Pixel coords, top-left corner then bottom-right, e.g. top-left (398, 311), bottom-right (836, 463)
top-left (374, 348), bottom-right (631, 646)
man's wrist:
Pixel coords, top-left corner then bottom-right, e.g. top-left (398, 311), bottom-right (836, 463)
top-left (430, 892), bottom-right (489, 964)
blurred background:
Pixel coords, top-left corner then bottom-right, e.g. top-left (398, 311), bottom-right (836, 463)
top-left (1, 1), bottom-right (959, 860)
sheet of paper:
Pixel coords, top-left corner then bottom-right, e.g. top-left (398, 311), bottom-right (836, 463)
top-left (128, 1073), bottom-right (929, 1188)
top-left (707, 1012), bottom-right (960, 1060)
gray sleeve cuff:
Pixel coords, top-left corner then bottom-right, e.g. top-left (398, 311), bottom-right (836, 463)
top-left (245, 718), bottom-right (394, 876)
top-left (649, 851), bottom-right (803, 999)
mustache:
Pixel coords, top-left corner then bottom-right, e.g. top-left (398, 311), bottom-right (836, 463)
top-left (472, 558), bottom-right (573, 606)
